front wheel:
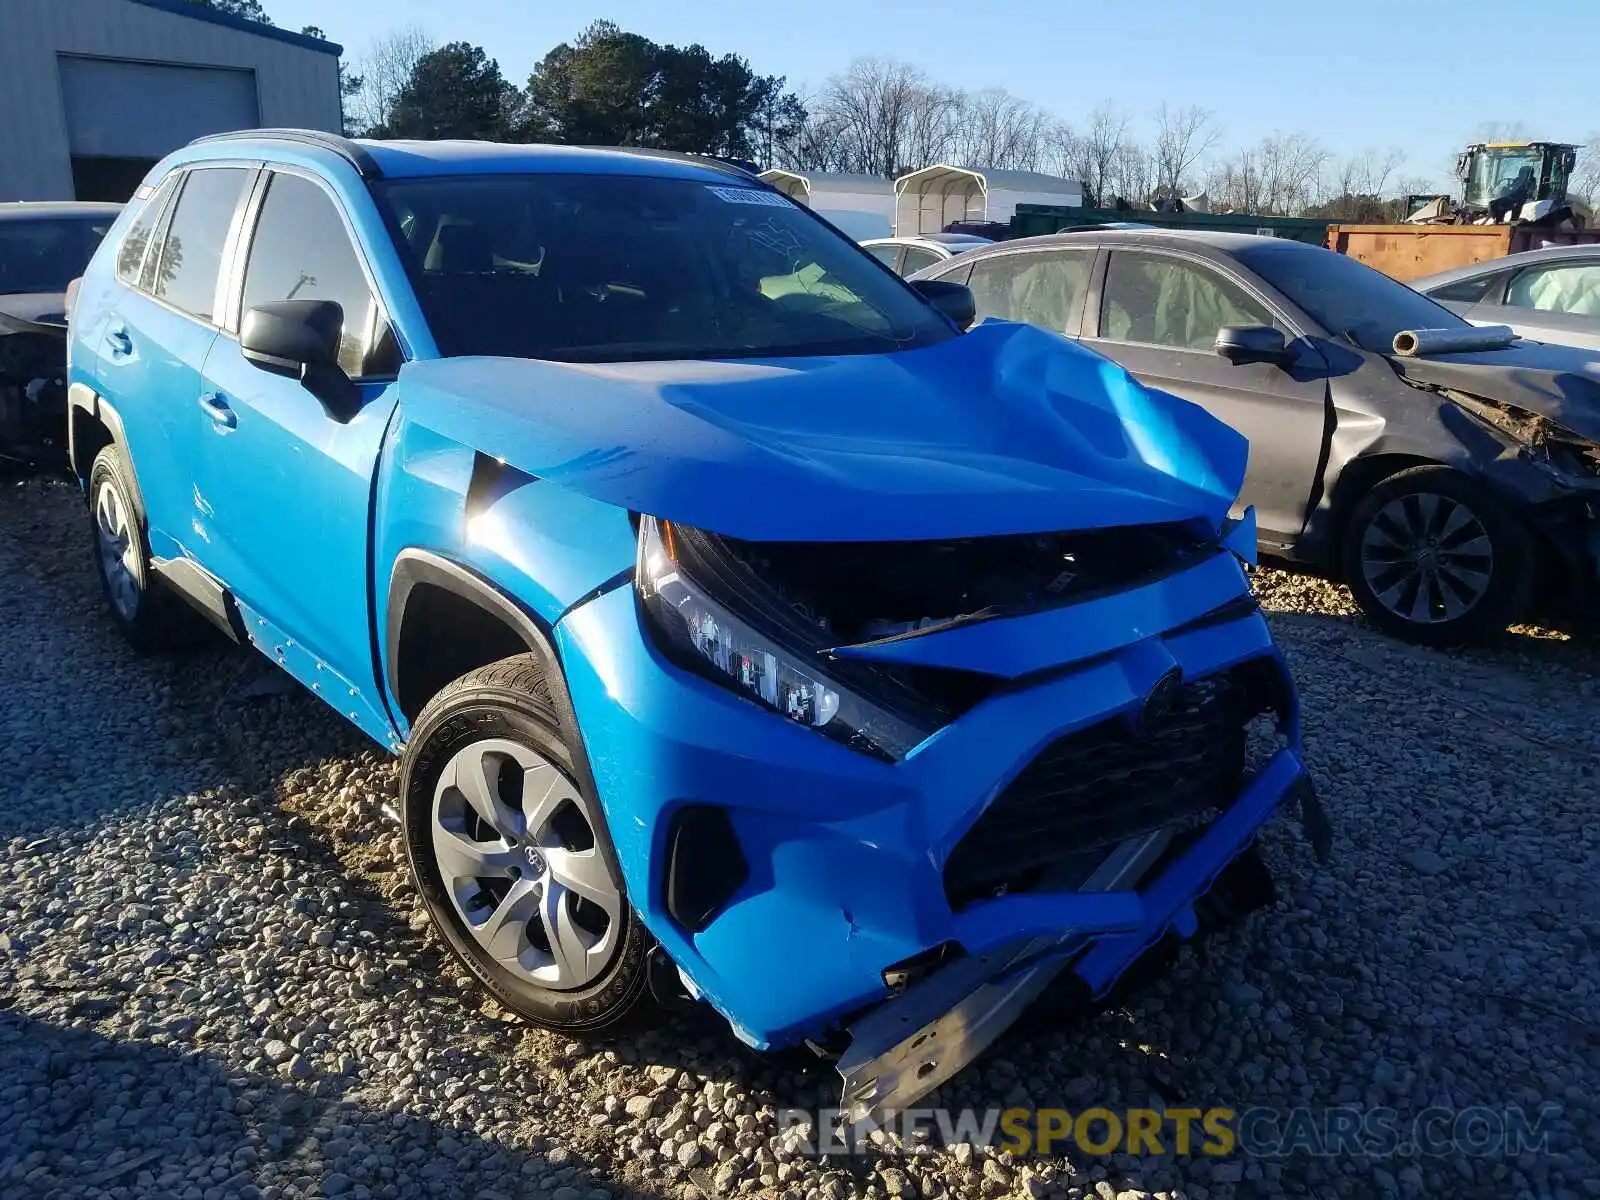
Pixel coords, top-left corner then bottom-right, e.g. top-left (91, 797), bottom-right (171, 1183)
top-left (1341, 465), bottom-right (1533, 647)
top-left (400, 655), bottom-right (656, 1034)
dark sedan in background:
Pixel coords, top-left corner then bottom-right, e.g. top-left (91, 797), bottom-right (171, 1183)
top-left (1, 202), bottom-right (121, 468)
top-left (912, 230), bottom-right (1600, 644)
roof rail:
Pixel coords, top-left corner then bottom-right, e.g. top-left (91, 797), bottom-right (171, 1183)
top-left (187, 128), bottom-right (383, 180)
top-left (579, 146), bottom-right (767, 183)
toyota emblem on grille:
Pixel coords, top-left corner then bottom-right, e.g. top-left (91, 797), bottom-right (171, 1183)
top-left (1138, 668), bottom-right (1184, 730)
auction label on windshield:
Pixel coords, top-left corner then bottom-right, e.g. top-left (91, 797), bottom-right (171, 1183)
top-left (707, 186), bottom-right (792, 206)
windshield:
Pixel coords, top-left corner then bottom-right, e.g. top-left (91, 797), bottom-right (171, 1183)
top-left (0, 217), bottom-right (115, 296)
top-left (1236, 243), bottom-right (1469, 354)
top-left (376, 174), bottom-right (954, 363)
top-left (1464, 149), bottom-right (1541, 208)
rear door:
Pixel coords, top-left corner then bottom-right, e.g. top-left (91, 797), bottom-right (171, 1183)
top-left (1079, 247), bottom-right (1329, 546)
top-left (191, 167), bottom-right (403, 721)
top-left (93, 165), bottom-right (253, 554)
top-left (1465, 257), bottom-right (1600, 351)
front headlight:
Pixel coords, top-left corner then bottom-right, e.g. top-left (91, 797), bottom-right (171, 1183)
top-left (635, 516), bottom-right (927, 761)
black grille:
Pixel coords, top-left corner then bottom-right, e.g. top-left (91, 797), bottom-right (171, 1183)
top-left (943, 672), bottom-right (1256, 909)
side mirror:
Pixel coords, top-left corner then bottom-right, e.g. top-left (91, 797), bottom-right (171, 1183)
top-left (1215, 324), bottom-right (1292, 367)
top-left (910, 279), bottom-right (977, 330)
top-left (240, 299), bottom-right (359, 421)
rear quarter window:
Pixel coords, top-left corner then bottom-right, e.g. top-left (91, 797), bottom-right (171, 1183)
top-left (115, 177), bottom-right (178, 287)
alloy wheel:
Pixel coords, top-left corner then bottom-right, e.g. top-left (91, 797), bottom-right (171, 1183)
top-left (1359, 491), bottom-right (1494, 625)
top-left (430, 738), bottom-right (621, 991)
top-left (94, 479), bottom-right (140, 621)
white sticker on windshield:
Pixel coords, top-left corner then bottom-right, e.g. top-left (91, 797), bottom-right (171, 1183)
top-left (706, 186), bottom-right (791, 207)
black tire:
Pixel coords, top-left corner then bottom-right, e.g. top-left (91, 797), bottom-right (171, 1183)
top-left (86, 445), bottom-right (184, 654)
top-left (400, 654), bottom-right (656, 1035)
top-left (1341, 465), bottom-right (1533, 647)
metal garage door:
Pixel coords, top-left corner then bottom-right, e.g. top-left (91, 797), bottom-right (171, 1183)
top-left (58, 55), bottom-right (259, 199)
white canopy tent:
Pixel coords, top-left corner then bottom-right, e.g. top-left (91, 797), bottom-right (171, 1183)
top-left (892, 166), bottom-right (1084, 235)
top-left (759, 169), bottom-right (895, 240)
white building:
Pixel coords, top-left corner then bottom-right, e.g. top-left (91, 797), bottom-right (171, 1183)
top-left (893, 166), bottom-right (1085, 235)
top-left (0, 0), bottom-right (343, 202)
top-left (759, 170), bottom-right (897, 240)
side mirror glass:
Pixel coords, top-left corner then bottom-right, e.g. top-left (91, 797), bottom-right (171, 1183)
top-left (240, 299), bottom-right (358, 421)
top-left (910, 279), bottom-right (977, 330)
top-left (1214, 324), bottom-right (1291, 366)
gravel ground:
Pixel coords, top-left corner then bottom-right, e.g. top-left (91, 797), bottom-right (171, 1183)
top-left (2, 474), bottom-right (1597, 1200)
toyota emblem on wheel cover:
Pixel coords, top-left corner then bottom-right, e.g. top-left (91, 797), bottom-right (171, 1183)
top-left (524, 847), bottom-right (546, 873)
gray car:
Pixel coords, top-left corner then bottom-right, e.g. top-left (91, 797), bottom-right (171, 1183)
top-left (911, 230), bottom-right (1600, 645)
top-left (1412, 243), bottom-right (1600, 352)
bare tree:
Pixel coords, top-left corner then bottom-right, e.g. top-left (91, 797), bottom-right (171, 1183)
top-left (950, 88), bottom-right (1051, 172)
top-left (1468, 120), bottom-right (1533, 144)
top-left (1153, 104), bottom-right (1220, 198)
top-left (1107, 140), bottom-right (1156, 208)
top-left (1334, 147), bottom-right (1405, 202)
top-left (802, 58), bottom-right (956, 176)
top-left (1059, 103), bottom-right (1130, 206)
top-left (349, 26), bottom-right (434, 136)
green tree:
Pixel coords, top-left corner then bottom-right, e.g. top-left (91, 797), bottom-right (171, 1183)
top-left (522, 21), bottom-right (804, 159)
top-left (185, 0), bottom-right (273, 24)
top-left (375, 42), bottom-right (520, 141)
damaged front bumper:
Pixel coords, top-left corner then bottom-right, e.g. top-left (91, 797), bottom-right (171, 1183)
top-left (556, 541), bottom-right (1322, 1114)
top-left (837, 753), bottom-right (1321, 1125)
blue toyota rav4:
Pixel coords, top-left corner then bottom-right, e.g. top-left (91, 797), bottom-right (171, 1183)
top-left (66, 131), bottom-right (1326, 1120)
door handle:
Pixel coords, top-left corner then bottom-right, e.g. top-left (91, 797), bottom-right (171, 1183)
top-left (106, 327), bottom-right (132, 357)
top-left (198, 392), bottom-right (237, 430)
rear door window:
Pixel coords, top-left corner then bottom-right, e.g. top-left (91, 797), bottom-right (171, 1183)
top-left (965, 250), bottom-right (1092, 333)
top-left (152, 167), bottom-right (250, 322)
top-left (241, 171), bottom-right (389, 378)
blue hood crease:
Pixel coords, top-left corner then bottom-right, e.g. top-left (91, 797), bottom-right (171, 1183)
top-left (397, 321), bottom-right (1248, 541)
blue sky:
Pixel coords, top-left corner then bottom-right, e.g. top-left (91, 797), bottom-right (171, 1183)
top-left (267, 0), bottom-right (1597, 191)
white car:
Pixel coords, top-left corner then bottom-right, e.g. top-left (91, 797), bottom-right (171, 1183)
top-left (860, 233), bottom-right (992, 277)
top-left (1412, 243), bottom-right (1600, 353)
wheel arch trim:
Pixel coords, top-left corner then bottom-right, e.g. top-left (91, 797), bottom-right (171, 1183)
top-left (67, 385), bottom-right (145, 520)
top-left (384, 548), bottom-right (628, 885)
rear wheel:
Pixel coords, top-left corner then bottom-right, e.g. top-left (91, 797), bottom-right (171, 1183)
top-left (1342, 465), bottom-right (1532, 646)
top-left (87, 445), bottom-right (182, 654)
top-left (400, 655), bottom-right (656, 1034)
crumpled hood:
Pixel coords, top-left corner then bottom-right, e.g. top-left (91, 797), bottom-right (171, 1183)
top-left (0, 293), bottom-right (68, 335)
top-left (398, 321), bottom-right (1248, 541)
top-left (1391, 341), bottom-right (1600, 443)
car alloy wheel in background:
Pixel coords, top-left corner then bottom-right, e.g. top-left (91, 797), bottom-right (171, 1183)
top-left (1359, 493), bottom-right (1493, 626)
top-left (1343, 465), bottom-right (1533, 647)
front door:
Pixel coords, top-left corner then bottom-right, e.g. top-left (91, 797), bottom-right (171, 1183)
top-left (192, 168), bottom-right (403, 732)
top-left (1080, 248), bottom-right (1331, 549)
